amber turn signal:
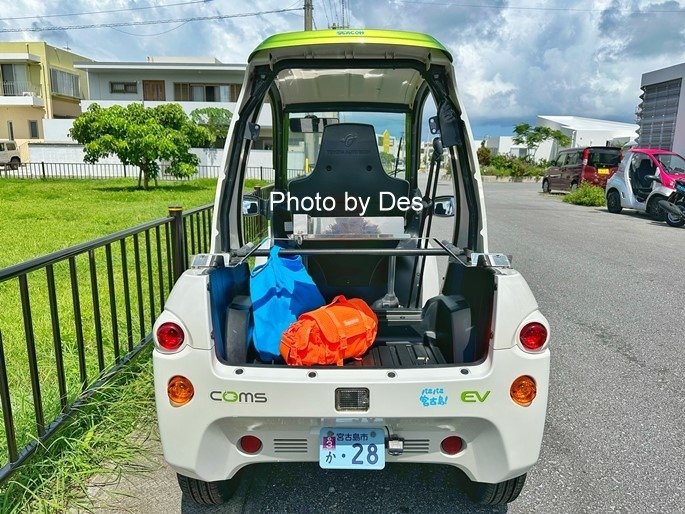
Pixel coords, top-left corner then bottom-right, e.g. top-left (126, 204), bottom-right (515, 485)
top-left (510, 375), bottom-right (536, 407)
top-left (168, 375), bottom-right (194, 406)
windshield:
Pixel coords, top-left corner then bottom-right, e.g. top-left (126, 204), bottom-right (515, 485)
top-left (287, 111), bottom-right (407, 176)
top-left (655, 153), bottom-right (685, 174)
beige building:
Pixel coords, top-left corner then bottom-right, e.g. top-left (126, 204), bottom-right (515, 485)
top-left (0, 42), bottom-right (90, 158)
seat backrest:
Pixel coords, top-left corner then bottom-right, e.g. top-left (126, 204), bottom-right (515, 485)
top-left (288, 123), bottom-right (409, 217)
top-left (636, 158), bottom-right (655, 187)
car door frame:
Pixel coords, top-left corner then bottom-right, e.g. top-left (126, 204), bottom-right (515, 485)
top-left (626, 152), bottom-right (650, 209)
top-left (548, 152), bottom-right (566, 189)
top-left (561, 149), bottom-right (582, 190)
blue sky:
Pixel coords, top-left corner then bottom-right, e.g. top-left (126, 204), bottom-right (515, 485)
top-left (2, 0), bottom-right (685, 139)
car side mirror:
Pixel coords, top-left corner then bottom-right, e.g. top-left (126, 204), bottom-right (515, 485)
top-left (644, 175), bottom-right (661, 184)
top-left (242, 194), bottom-right (260, 216)
top-left (433, 195), bottom-right (455, 217)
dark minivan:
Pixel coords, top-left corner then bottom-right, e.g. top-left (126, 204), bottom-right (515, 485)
top-left (542, 146), bottom-right (622, 193)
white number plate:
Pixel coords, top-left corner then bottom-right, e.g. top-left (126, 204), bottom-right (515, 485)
top-left (319, 428), bottom-right (385, 470)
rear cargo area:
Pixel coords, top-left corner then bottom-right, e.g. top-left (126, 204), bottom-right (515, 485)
top-left (207, 256), bottom-right (495, 368)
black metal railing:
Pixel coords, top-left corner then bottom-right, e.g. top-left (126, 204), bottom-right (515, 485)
top-left (0, 162), bottom-right (304, 183)
top-left (0, 201), bottom-right (227, 483)
top-left (243, 184), bottom-right (275, 243)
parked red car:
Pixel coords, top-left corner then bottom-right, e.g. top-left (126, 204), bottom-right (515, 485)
top-left (542, 146), bottom-right (622, 193)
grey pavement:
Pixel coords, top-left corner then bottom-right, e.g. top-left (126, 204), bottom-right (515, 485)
top-left (84, 181), bottom-right (684, 513)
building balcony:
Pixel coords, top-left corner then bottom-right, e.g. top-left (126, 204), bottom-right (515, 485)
top-left (0, 81), bottom-right (44, 107)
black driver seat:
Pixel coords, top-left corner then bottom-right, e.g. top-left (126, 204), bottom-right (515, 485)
top-left (287, 123), bottom-right (412, 304)
top-left (288, 123), bottom-right (409, 216)
top-left (634, 158), bottom-right (656, 195)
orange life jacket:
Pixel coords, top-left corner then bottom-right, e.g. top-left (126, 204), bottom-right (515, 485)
top-left (280, 296), bottom-right (378, 366)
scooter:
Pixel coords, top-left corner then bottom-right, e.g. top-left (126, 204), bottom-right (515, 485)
top-left (658, 179), bottom-right (685, 227)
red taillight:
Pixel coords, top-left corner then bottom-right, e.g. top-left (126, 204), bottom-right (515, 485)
top-left (582, 148), bottom-right (589, 166)
top-left (519, 322), bottom-right (547, 351)
top-left (156, 322), bottom-right (184, 350)
top-left (239, 435), bottom-right (263, 454)
top-left (440, 436), bottom-right (464, 455)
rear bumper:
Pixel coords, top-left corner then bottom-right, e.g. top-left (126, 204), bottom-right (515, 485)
top-left (153, 345), bottom-right (550, 484)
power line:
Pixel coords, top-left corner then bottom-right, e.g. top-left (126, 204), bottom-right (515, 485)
top-left (0, 8), bottom-right (303, 33)
top-left (392, 0), bottom-right (685, 14)
top-left (0, 0), bottom-right (213, 22)
top-left (319, 0), bottom-right (331, 27)
top-left (111, 21), bottom-right (192, 37)
top-left (326, 0), bottom-right (338, 27)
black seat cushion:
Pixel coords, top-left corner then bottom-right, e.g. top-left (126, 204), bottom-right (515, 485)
top-left (288, 123), bottom-right (409, 217)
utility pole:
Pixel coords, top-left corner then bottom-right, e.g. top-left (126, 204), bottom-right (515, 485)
top-left (304, 0), bottom-right (313, 31)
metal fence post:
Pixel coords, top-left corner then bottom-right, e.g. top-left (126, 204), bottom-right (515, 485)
top-left (254, 186), bottom-right (263, 236)
top-left (40, 162), bottom-right (46, 179)
top-left (260, 166), bottom-right (263, 181)
top-left (169, 206), bottom-right (186, 282)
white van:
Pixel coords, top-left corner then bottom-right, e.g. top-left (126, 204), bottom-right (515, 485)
top-left (152, 29), bottom-right (551, 507)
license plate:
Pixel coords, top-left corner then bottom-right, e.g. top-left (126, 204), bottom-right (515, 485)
top-left (598, 168), bottom-right (610, 175)
top-left (319, 428), bottom-right (385, 470)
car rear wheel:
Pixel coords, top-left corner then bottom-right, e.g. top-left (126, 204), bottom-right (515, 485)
top-left (665, 201), bottom-right (685, 227)
top-left (9, 157), bottom-right (20, 170)
top-left (542, 179), bottom-right (550, 193)
top-left (464, 473), bottom-right (527, 505)
top-left (606, 190), bottom-right (622, 213)
top-left (569, 181), bottom-right (578, 192)
top-left (647, 196), bottom-right (667, 221)
top-left (177, 471), bottom-right (243, 506)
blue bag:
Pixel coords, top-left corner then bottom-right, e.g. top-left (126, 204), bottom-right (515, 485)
top-left (250, 246), bottom-right (325, 361)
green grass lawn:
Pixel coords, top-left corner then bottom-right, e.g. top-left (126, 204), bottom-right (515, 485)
top-left (0, 177), bottom-right (266, 510)
top-left (0, 178), bottom-right (221, 268)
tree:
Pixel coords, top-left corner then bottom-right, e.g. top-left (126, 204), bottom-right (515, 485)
top-left (190, 107), bottom-right (233, 147)
top-left (512, 123), bottom-right (571, 161)
top-left (70, 103), bottom-right (212, 189)
top-left (379, 151), bottom-right (396, 173)
top-left (477, 141), bottom-right (492, 166)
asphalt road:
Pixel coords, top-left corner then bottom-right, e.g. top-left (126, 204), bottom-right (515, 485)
top-left (87, 181), bottom-right (684, 514)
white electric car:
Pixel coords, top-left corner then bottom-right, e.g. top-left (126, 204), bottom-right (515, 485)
top-left (153, 29), bottom-right (551, 507)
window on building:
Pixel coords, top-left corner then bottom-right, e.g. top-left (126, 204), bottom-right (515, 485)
top-left (1, 64), bottom-right (30, 96)
top-left (173, 82), bottom-right (241, 102)
top-left (50, 68), bottom-right (81, 98)
top-left (28, 120), bottom-right (39, 139)
top-left (110, 81), bottom-right (138, 94)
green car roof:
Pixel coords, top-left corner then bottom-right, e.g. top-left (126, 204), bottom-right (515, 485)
top-left (249, 29), bottom-right (452, 62)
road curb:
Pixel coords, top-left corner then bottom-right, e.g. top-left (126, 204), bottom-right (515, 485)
top-left (480, 176), bottom-right (542, 183)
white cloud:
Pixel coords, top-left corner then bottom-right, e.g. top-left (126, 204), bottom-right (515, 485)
top-left (2, 0), bottom-right (685, 137)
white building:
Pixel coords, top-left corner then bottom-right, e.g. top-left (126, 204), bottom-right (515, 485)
top-left (33, 56), bottom-right (288, 170)
top-left (42, 56), bottom-right (272, 147)
top-left (485, 116), bottom-right (638, 161)
top-left (637, 62), bottom-right (685, 155)
top-left (484, 135), bottom-right (531, 159)
top-left (537, 115), bottom-right (638, 157)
